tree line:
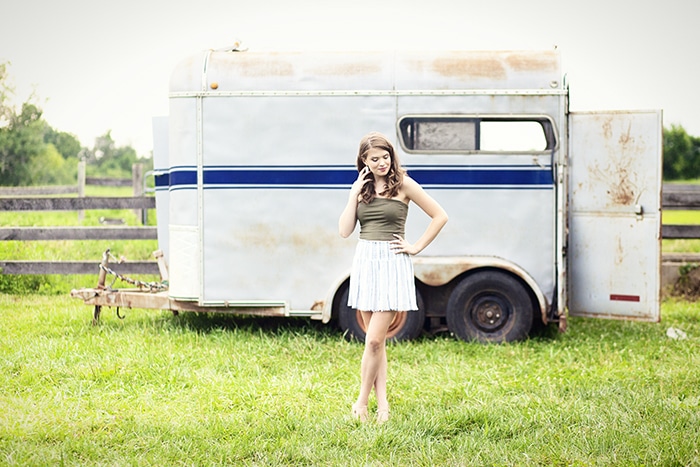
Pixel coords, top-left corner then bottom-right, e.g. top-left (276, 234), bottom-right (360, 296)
top-left (663, 125), bottom-right (700, 180)
top-left (0, 62), bottom-right (151, 187)
top-left (2, 62), bottom-right (700, 185)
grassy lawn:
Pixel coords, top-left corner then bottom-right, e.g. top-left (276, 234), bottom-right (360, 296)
top-left (1, 295), bottom-right (698, 466)
top-left (663, 210), bottom-right (700, 253)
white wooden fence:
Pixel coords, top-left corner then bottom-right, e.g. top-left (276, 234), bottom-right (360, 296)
top-left (0, 162), bottom-right (158, 275)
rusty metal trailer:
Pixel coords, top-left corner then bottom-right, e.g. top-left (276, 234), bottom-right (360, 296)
top-left (71, 48), bottom-right (662, 342)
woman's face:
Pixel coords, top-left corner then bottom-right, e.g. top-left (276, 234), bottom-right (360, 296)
top-left (363, 147), bottom-right (391, 177)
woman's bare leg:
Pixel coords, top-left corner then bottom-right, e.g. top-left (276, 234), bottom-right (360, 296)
top-left (373, 342), bottom-right (389, 413)
top-left (357, 311), bottom-right (386, 405)
top-left (355, 311), bottom-right (396, 413)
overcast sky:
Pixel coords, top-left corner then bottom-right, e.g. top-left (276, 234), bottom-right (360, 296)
top-left (2, 0), bottom-right (698, 156)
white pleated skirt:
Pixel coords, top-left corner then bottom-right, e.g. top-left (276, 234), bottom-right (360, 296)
top-left (348, 240), bottom-right (418, 312)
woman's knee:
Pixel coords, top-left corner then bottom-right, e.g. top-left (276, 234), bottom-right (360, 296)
top-left (365, 336), bottom-right (384, 354)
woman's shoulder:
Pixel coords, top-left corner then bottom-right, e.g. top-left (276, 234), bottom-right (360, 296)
top-left (401, 174), bottom-right (418, 186)
top-left (400, 175), bottom-right (423, 196)
top-left (388, 175), bottom-right (414, 204)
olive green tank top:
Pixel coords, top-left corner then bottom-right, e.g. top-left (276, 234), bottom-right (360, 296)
top-left (357, 197), bottom-right (408, 241)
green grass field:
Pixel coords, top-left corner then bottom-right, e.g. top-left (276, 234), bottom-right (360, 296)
top-left (663, 210), bottom-right (700, 253)
top-left (1, 295), bottom-right (698, 466)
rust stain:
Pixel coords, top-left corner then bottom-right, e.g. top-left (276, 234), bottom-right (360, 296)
top-left (414, 260), bottom-right (476, 286)
top-left (619, 123), bottom-right (632, 146)
top-left (591, 165), bottom-right (638, 206)
top-left (505, 51), bottom-right (558, 72)
top-left (431, 56), bottom-right (506, 80)
top-left (602, 119), bottom-right (613, 139)
top-left (234, 55), bottom-right (295, 77)
top-left (608, 166), bottom-right (636, 205)
top-left (615, 235), bottom-right (624, 265)
top-left (234, 223), bottom-right (277, 249)
top-left (309, 61), bottom-right (382, 76)
top-left (420, 268), bottom-right (452, 287)
top-left (609, 122), bottom-right (637, 205)
top-left (587, 118), bottom-right (640, 206)
top-left (231, 222), bottom-right (342, 254)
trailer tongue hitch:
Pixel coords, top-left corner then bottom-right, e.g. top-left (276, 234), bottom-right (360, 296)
top-left (98, 249), bottom-right (167, 292)
top-left (93, 306), bottom-right (101, 326)
top-left (86, 249), bottom-right (168, 325)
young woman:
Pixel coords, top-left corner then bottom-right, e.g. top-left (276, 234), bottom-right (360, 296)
top-left (338, 132), bottom-right (448, 423)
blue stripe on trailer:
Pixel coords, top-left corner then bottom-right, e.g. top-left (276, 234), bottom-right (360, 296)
top-left (162, 166), bottom-right (554, 189)
top-left (154, 172), bottom-right (170, 188)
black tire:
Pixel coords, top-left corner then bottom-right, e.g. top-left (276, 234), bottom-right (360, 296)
top-left (336, 283), bottom-right (425, 342)
top-left (446, 270), bottom-right (534, 343)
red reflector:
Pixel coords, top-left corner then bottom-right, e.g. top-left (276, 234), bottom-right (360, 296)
top-left (610, 294), bottom-right (640, 302)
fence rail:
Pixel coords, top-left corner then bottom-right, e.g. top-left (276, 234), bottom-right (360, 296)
top-left (0, 178), bottom-right (133, 197)
top-left (662, 184), bottom-right (700, 240)
top-left (3, 184), bottom-right (700, 276)
top-left (661, 225), bottom-right (700, 239)
top-left (0, 226), bottom-right (156, 241)
top-left (0, 260), bottom-right (159, 275)
top-left (0, 185), bottom-right (78, 196)
top-left (85, 176), bottom-right (133, 187)
top-left (0, 197), bottom-right (155, 211)
top-left (662, 193), bottom-right (700, 210)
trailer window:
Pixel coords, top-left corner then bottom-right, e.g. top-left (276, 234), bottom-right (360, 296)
top-left (398, 116), bottom-right (555, 153)
top-left (401, 119), bottom-right (477, 151)
top-left (479, 121), bottom-right (548, 151)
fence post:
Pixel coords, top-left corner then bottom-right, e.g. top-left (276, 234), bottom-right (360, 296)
top-left (132, 163), bottom-right (145, 225)
top-left (77, 160), bottom-right (86, 222)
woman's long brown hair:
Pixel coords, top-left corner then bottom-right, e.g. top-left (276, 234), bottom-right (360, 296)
top-left (355, 132), bottom-right (405, 204)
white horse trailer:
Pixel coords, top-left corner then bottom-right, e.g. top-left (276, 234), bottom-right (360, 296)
top-left (72, 48), bottom-right (662, 343)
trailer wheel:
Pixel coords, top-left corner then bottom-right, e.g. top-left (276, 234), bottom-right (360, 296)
top-left (336, 284), bottom-right (425, 342)
top-left (446, 271), bottom-right (533, 343)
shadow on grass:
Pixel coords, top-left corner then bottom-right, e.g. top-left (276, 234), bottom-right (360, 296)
top-left (527, 321), bottom-right (561, 341)
top-left (166, 310), bottom-right (340, 339)
top-left (98, 305), bottom-right (561, 344)
top-left (157, 309), bottom-right (564, 345)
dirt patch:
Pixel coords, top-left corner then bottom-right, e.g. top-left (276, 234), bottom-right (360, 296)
top-left (669, 263), bottom-right (700, 299)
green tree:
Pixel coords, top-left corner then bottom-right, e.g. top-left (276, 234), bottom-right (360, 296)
top-left (663, 124), bottom-right (700, 180)
top-left (85, 130), bottom-right (150, 178)
top-left (688, 133), bottom-right (700, 179)
top-left (29, 143), bottom-right (75, 185)
top-left (43, 124), bottom-right (81, 160)
top-left (0, 62), bottom-right (68, 186)
top-left (0, 101), bottom-right (45, 185)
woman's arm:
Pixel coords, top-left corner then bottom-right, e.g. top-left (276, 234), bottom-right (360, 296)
top-left (391, 176), bottom-right (448, 255)
top-left (339, 167), bottom-right (372, 238)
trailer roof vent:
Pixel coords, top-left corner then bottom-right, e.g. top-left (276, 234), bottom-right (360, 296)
top-left (216, 40), bottom-right (248, 52)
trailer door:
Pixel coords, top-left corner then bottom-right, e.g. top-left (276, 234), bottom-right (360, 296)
top-left (568, 110), bottom-right (662, 321)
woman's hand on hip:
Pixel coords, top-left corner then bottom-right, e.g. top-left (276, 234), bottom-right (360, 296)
top-left (390, 234), bottom-right (418, 255)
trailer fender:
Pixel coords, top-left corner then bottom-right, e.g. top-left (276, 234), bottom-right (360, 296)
top-left (412, 256), bottom-right (550, 325)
